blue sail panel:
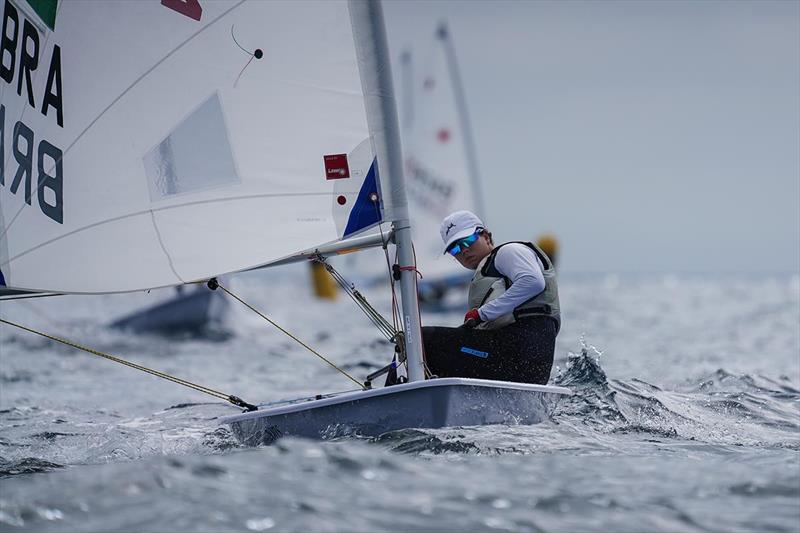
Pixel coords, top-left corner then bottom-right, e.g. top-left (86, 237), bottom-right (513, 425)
top-left (343, 159), bottom-right (383, 238)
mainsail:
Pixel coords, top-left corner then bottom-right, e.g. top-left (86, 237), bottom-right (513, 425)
top-left (0, 0), bottom-right (397, 295)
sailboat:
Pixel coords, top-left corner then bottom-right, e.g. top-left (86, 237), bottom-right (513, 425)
top-left (401, 21), bottom-right (488, 311)
top-left (341, 22), bottom-right (486, 311)
top-left (0, 0), bottom-right (569, 445)
top-left (107, 281), bottom-right (230, 336)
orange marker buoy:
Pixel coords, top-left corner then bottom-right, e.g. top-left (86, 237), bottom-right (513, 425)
top-left (535, 233), bottom-right (559, 267)
top-left (310, 261), bottom-right (338, 300)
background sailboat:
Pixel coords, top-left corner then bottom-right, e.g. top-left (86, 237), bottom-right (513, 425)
top-left (401, 21), bottom-right (488, 311)
top-left (336, 21), bottom-right (487, 312)
top-left (107, 282), bottom-right (230, 338)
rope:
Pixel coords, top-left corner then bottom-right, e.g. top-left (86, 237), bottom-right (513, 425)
top-left (231, 23), bottom-right (263, 88)
top-left (0, 293), bottom-right (63, 301)
top-left (370, 198), bottom-right (403, 336)
top-left (396, 265), bottom-right (423, 279)
top-left (211, 280), bottom-right (366, 390)
top-left (0, 318), bottom-right (258, 411)
top-left (320, 259), bottom-right (398, 341)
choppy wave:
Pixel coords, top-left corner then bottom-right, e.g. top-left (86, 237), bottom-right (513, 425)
top-left (0, 458), bottom-right (63, 478)
top-left (1, 273), bottom-right (798, 531)
top-left (549, 343), bottom-right (800, 450)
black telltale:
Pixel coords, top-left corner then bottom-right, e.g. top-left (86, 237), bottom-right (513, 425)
top-left (254, 49), bottom-right (263, 59)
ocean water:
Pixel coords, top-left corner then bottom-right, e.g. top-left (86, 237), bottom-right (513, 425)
top-left (0, 270), bottom-right (798, 532)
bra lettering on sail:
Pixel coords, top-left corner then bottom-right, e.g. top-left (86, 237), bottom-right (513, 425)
top-left (1, 1), bottom-right (64, 127)
top-left (0, 1), bottom-right (389, 293)
top-left (0, 104), bottom-right (64, 223)
top-left (0, 1), bottom-right (65, 224)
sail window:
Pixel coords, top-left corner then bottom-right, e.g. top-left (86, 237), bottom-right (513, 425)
top-left (143, 93), bottom-right (239, 201)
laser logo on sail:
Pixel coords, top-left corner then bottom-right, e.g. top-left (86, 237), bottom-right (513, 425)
top-left (324, 154), bottom-right (350, 180)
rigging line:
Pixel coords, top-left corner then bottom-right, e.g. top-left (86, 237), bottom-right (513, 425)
top-left (233, 54), bottom-right (255, 88)
top-left (324, 263), bottom-right (396, 340)
top-left (0, 317), bottom-right (258, 412)
top-left (0, 0), bottom-right (248, 243)
top-left (230, 25), bottom-right (264, 88)
top-left (212, 280), bottom-right (366, 390)
top-left (320, 258), bottom-right (394, 331)
top-left (352, 294), bottom-right (396, 339)
top-left (355, 295), bottom-right (397, 339)
top-left (0, 292), bottom-right (63, 301)
top-left (327, 274), bottom-right (392, 338)
top-left (371, 201), bottom-right (401, 333)
top-left (230, 24), bottom-right (252, 55)
top-left (345, 290), bottom-right (396, 339)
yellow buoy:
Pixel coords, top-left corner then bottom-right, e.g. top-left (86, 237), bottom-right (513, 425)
top-left (310, 261), bottom-right (337, 300)
top-left (535, 233), bottom-right (559, 267)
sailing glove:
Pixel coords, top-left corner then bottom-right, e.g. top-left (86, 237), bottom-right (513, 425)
top-left (462, 308), bottom-right (482, 329)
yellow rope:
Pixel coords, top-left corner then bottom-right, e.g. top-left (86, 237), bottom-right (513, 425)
top-left (0, 317), bottom-right (257, 410)
top-left (214, 281), bottom-right (366, 390)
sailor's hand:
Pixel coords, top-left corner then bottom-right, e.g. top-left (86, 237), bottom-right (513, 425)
top-left (462, 308), bottom-right (482, 329)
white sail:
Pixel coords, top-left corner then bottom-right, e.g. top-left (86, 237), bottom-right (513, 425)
top-left (403, 22), bottom-right (485, 280)
top-left (0, 0), bottom-right (395, 294)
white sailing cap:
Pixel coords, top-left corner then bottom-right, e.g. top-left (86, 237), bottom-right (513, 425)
top-left (440, 210), bottom-right (484, 253)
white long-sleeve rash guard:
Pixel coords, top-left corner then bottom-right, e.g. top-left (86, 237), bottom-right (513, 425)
top-left (477, 243), bottom-right (546, 322)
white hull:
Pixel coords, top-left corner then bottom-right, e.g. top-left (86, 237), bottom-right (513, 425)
top-left (222, 378), bottom-right (571, 445)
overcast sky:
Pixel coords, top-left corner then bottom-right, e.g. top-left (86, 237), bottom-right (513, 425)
top-left (383, 1), bottom-right (799, 273)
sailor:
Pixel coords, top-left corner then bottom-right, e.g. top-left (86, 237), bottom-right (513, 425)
top-left (420, 210), bottom-right (560, 384)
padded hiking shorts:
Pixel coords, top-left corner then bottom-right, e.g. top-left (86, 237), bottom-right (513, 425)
top-left (422, 316), bottom-right (557, 385)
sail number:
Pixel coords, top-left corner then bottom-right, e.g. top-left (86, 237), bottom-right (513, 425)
top-left (0, 105), bottom-right (62, 224)
top-left (0, 0), bottom-right (205, 227)
top-left (0, 1), bottom-right (63, 224)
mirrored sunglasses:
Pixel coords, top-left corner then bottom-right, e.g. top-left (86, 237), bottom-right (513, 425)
top-left (446, 230), bottom-right (482, 256)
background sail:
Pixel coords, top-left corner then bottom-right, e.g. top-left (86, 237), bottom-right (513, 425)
top-left (402, 22), bottom-right (485, 280)
top-left (0, 0), bottom-right (393, 294)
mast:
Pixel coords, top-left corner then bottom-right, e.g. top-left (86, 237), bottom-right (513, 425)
top-left (349, 0), bottom-right (426, 382)
top-left (436, 21), bottom-right (487, 220)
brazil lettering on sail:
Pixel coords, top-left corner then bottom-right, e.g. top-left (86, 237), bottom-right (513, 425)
top-left (0, 0), bottom-right (64, 224)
